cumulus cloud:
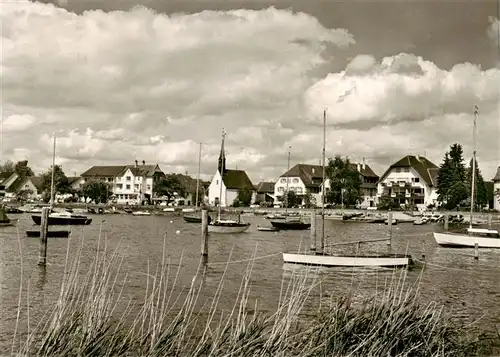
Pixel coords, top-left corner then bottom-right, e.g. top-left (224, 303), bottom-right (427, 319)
top-left (1, 2), bottom-right (499, 181)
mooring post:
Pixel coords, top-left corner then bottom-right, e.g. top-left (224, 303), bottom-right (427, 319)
top-left (474, 243), bottom-right (479, 260)
top-left (487, 213), bottom-right (492, 229)
top-left (38, 207), bottom-right (50, 266)
top-left (387, 210), bottom-right (393, 246)
top-left (310, 210), bottom-right (316, 253)
top-left (421, 241), bottom-right (426, 260)
top-left (201, 209), bottom-right (209, 265)
top-left (444, 214), bottom-right (449, 232)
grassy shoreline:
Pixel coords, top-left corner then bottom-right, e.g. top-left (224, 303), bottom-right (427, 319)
top-left (10, 231), bottom-right (500, 356)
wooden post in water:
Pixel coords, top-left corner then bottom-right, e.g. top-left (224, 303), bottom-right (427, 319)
top-left (474, 243), bottom-right (479, 260)
top-left (421, 241), bottom-right (426, 260)
top-left (38, 207), bottom-right (50, 266)
top-left (310, 210), bottom-right (316, 252)
top-left (444, 214), bottom-right (449, 232)
top-left (487, 213), bottom-right (492, 229)
top-left (387, 211), bottom-right (393, 246)
top-left (201, 210), bottom-right (209, 265)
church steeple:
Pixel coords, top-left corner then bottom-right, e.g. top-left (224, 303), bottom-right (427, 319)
top-left (217, 129), bottom-right (226, 174)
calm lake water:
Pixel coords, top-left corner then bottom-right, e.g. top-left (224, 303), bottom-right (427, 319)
top-left (1, 212), bottom-right (499, 351)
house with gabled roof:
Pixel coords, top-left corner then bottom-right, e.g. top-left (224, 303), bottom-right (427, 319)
top-left (80, 160), bottom-right (165, 204)
top-left (6, 176), bottom-right (44, 200)
top-left (321, 160), bottom-right (380, 208)
top-left (377, 155), bottom-right (439, 210)
top-left (254, 181), bottom-right (275, 204)
top-left (0, 172), bottom-right (19, 198)
top-left (208, 141), bottom-right (255, 207)
top-left (274, 164), bottom-right (324, 207)
top-left (492, 166), bottom-right (500, 211)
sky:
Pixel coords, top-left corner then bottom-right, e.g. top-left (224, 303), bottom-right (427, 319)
top-left (1, 0), bottom-right (499, 183)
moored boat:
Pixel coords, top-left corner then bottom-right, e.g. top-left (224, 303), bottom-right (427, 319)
top-left (132, 211), bottom-right (151, 216)
top-left (183, 215), bottom-right (202, 223)
top-left (208, 219), bottom-right (250, 233)
top-left (31, 212), bottom-right (92, 226)
top-left (433, 228), bottom-right (500, 248)
top-left (26, 230), bottom-right (71, 238)
top-left (257, 225), bottom-right (279, 232)
top-left (283, 252), bottom-right (413, 268)
top-left (270, 220), bottom-right (311, 230)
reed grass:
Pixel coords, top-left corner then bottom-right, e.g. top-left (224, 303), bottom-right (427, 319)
top-left (12, 227), bottom-right (499, 357)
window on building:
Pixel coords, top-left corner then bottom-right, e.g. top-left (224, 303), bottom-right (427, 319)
top-left (278, 187), bottom-right (284, 192)
top-left (395, 167), bottom-right (401, 173)
top-left (147, 185), bottom-right (151, 190)
top-left (108, 178), bottom-right (113, 182)
top-left (126, 176), bottom-right (131, 181)
top-left (280, 178), bottom-right (286, 183)
top-left (126, 184), bottom-right (131, 189)
top-left (117, 184), bottom-right (123, 189)
top-left (134, 184), bottom-right (139, 189)
top-left (296, 188), bottom-right (303, 194)
top-left (402, 167), bottom-right (409, 172)
top-left (414, 177), bottom-right (420, 183)
top-left (293, 178), bottom-right (299, 183)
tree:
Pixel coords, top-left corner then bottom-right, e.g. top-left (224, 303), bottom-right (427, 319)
top-left (40, 165), bottom-right (72, 202)
top-left (496, 189), bottom-right (500, 206)
top-left (0, 160), bottom-right (15, 173)
top-left (436, 144), bottom-right (468, 209)
top-left (465, 158), bottom-right (488, 210)
top-left (80, 179), bottom-right (112, 204)
top-left (14, 160), bottom-right (34, 178)
top-left (325, 155), bottom-right (362, 206)
top-left (16, 189), bottom-right (33, 203)
top-left (278, 190), bottom-right (299, 208)
top-left (303, 192), bottom-right (315, 208)
top-left (235, 188), bottom-right (252, 207)
top-left (153, 174), bottom-right (186, 204)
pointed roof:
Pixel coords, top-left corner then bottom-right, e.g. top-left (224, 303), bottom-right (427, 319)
top-left (378, 155), bottom-right (438, 187)
top-left (81, 164), bottom-right (164, 178)
top-left (492, 166), bottom-right (500, 182)
top-left (256, 181), bottom-right (275, 193)
top-left (222, 169), bottom-right (254, 190)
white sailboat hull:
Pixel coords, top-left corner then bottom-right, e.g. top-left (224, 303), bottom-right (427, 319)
top-left (283, 253), bottom-right (411, 267)
top-left (433, 232), bottom-right (500, 248)
top-left (208, 224), bottom-right (250, 234)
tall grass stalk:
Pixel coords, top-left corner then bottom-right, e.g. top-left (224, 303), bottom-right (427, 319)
top-left (13, 228), bottom-right (498, 357)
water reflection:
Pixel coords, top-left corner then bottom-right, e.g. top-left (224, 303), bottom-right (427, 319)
top-left (36, 266), bottom-right (47, 291)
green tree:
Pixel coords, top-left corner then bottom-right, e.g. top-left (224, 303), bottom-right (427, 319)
top-left (465, 158), bottom-right (488, 210)
top-left (0, 160), bottom-right (15, 173)
top-left (325, 155), bottom-right (362, 206)
top-left (41, 165), bottom-right (72, 202)
top-left (437, 144), bottom-right (468, 209)
top-left (80, 179), bottom-right (112, 204)
top-left (153, 174), bottom-right (186, 204)
top-left (235, 188), bottom-right (252, 207)
top-left (14, 160), bottom-right (34, 178)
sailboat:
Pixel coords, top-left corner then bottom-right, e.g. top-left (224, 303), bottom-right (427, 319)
top-left (30, 135), bottom-right (91, 227)
top-left (433, 106), bottom-right (500, 248)
top-left (207, 129), bottom-right (250, 234)
top-left (183, 142), bottom-right (203, 224)
top-left (282, 109), bottom-right (413, 268)
top-left (270, 149), bottom-right (311, 231)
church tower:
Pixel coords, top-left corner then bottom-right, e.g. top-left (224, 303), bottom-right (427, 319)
top-left (217, 131), bottom-right (227, 174)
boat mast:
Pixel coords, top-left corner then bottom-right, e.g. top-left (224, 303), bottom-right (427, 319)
top-left (285, 147), bottom-right (291, 216)
top-left (195, 142), bottom-right (202, 209)
top-left (49, 134), bottom-right (56, 209)
top-left (321, 109), bottom-right (326, 251)
top-left (217, 129), bottom-right (226, 221)
top-left (469, 105), bottom-right (478, 229)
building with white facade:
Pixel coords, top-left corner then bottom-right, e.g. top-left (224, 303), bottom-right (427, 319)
top-left (274, 164), bottom-right (323, 206)
top-left (493, 167), bottom-right (500, 211)
top-left (208, 141), bottom-right (255, 207)
top-left (80, 161), bottom-right (164, 204)
top-left (377, 155), bottom-right (439, 210)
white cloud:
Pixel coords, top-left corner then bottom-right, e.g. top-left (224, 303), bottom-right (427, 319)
top-left (2, 114), bottom-right (35, 132)
top-left (1, 3), bottom-right (499, 182)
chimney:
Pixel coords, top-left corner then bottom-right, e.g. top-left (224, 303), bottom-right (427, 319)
top-left (135, 160), bottom-right (138, 168)
top-left (362, 157), bottom-right (366, 170)
top-left (142, 160), bottom-right (145, 166)
top-left (357, 163), bottom-right (361, 172)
